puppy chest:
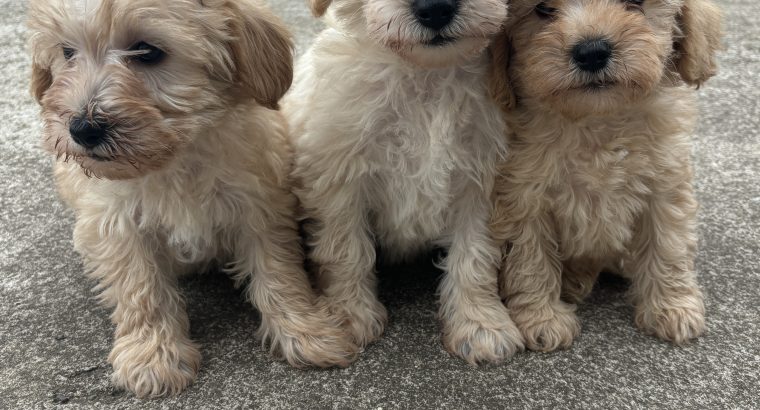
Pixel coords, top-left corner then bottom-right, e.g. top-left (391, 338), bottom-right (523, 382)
top-left (138, 183), bottom-right (241, 265)
top-left (370, 170), bottom-right (459, 245)
top-left (549, 146), bottom-right (652, 258)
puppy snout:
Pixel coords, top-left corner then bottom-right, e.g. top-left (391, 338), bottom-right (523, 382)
top-left (572, 39), bottom-right (613, 73)
top-left (69, 115), bottom-right (109, 149)
top-left (413, 0), bottom-right (458, 31)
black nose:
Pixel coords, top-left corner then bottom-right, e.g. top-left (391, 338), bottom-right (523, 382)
top-left (413, 0), bottom-right (458, 31)
top-left (69, 115), bottom-right (108, 149)
top-left (572, 39), bottom-right (613, 72)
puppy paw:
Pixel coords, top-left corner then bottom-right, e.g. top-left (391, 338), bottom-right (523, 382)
top-left (442, 311), bottom-right (524, 365)
top-left (330, 297), bottom-right (387, 348)
top-left (259, 314), bottom-right (359, 368)
top-left (512, 302), bottom-right (581, 352)
top-left (635, 294), bottom-right (705, 344)
top-left (109, 333), bottom-right (200, 398)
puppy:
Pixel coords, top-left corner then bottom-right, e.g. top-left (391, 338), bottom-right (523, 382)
top-left (489, 0), bottom-right (722, 351)
top-left (286, 0), bottom-right (524, 364)
top-left (28, 0), bottom-right (356, 397)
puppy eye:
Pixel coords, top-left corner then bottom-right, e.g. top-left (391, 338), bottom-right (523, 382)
top-left (535, 2), bottom-right (557, 19)
top-left (130, 42), bottom-right (166, 65)
top-left (624, 0), bottom-right (645, 11)
top-left (62, 46), bottom-right (76, 61)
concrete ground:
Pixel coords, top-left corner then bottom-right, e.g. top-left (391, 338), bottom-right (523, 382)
top-left (1, 0), bottom-right (758, 408)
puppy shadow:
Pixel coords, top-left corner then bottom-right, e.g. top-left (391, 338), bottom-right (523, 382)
top-left (181, 272), bottom-right (261, 348)
top-left (179, 259), bottom-right (631, 349)
top-left (376, 248), bottom-right (444, 310)
top-left (178, 249), bottom-right (445, 346)
top-left (574, 272), bottom-right (638, 341)
top-left (586, 272), bottom-right (631, 303)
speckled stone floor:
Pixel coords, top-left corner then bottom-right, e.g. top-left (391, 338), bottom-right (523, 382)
top-left (1, 0), bottom-right (758, 408)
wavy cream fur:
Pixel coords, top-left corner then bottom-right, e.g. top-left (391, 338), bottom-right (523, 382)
top-left (287, 0), bottom-right (523, 364)
top-left (28, 0), bottom-right (356, 398)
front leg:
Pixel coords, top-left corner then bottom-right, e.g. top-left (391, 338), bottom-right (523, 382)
top-left (300, 179), bottom-right (387, 348)
top-left (626, 180), bottom-right (704, 344)
top-left (74, 212), bottom-right (199, 398)
top-left (491, 171), bottom-right (580, 352)
top-left (230, 192), bottom-right (359, 367)
top-left (439, 181), bottom-right (524, 364)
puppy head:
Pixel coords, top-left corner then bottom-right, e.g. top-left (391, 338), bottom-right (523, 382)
top-left (28, 0), bottom-right (293, 180)
top-left (310, 0), bottom-right (508, 68)
top-left (489, 0), bottom-right (722, 118)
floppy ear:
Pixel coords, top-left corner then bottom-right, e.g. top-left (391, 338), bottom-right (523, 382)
top-left (30, 63), bottom-right (53, 104)
top-left (225, 1), bottom-right (294, 110)
top-left (674, 0), bottom-right (723, 87)
top-left (309, 0), bottom-right (332, 17)
top-left (488, 32), bottom-right (516, 112)
top-left (28, 9), bottom-right (53, 105)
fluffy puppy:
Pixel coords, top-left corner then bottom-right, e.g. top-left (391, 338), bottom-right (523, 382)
top-left (28, 0), bottom-right (356, 398)
top-left (286, 0), bottom-right (524, 364)
top-left (489, 0), bottom-right (722, 351)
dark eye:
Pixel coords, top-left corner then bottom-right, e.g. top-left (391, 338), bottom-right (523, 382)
top-left (62, 46), bottom-right (76, 61)
top-left (130, 42), bottom-right (166, 65)
top-left (625, 0), bottom-right (645, 11)
top-left (535, 2), bottom-right (557, 19)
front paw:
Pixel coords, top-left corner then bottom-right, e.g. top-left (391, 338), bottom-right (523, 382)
top-left (635, 293), bottom-right (705, 345)
top-left (442, 307), bottom-right (524, 365)
top-left (109, 332), bottom-right (200, 398)
top-left (512, 302), bottom-right (581, 352)
top-left (330, 297), bottom-right (388, 348)
top-left (259, 313), bottom-right (359, 368)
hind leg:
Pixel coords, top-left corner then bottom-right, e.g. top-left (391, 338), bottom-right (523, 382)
top-left (561, 258), bottom-right (603, 304)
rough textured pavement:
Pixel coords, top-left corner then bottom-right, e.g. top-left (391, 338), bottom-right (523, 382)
top-left (1, 0), bottom-right (758, 408)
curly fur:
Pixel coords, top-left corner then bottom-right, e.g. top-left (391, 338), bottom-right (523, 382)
top-left (286, 0), bottom-right (524, 364)
top-left (489, 0), bottom-right (722, 352)
top-left (28, 0), bottom-right (356, 398)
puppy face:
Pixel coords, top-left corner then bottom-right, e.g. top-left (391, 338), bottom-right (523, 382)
top-left (311, 0), bottom-right (508, 67)
top-left (28, 0), bottom-right (292, 180)
top-left (506, 0), bottom-right (684, 117)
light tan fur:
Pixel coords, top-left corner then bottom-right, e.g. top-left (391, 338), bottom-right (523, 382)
top-left (28, 0), bottom-right (356, 398)
top-left (287, 0), bottom-right (524, 364)
top-left (489, 0), bottom-right (722, 351)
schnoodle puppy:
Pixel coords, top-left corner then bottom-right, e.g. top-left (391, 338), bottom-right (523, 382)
top-left (286, 0), bottom-right (524, 364)
top-left (489, 0), bottom-right (722, 352)
top-left (28, 0), bottom-right (356, 397)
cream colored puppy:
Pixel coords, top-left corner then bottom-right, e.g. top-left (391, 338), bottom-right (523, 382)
top-left (489, 0), bottom-right (722, 352)
top-left (286, 0), bottom-right (524, 364)
top-left (28, 0), bottom-right (356, 398)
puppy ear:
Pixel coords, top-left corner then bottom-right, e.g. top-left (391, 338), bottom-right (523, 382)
top-left (309, 0), bottom-right (332, 17)
top-left (488, 32), bottom-right (516, 112)
top-left (674, 0), bottom-right (723, 87)
top-left (225, 1), bottom-right (294, 110)
top-left (30, 63), bottom-right (53, 104)
top-left (28, 3), bottom-right (53, 105)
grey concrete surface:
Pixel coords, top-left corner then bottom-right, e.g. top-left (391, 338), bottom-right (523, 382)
top-left (1, 0), bottom-right (758, 408)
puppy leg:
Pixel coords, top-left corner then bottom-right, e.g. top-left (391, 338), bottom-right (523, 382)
top-left (491, 162), bottom-right (581, 353)
top-left (561, 258), bottom-right (602, 304)
top-left (499, 211), bottom-right (581, 352)
top-left (232, 199), bottom-right (358, 367)
top-left (303, 182), bottom-right (387, 348)
top-left (627, 181), bottom-right (705, 344)
top-left (440, 183), bottom-right (524, 364)
top-left (74, 213), bottom-right (199, 398)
